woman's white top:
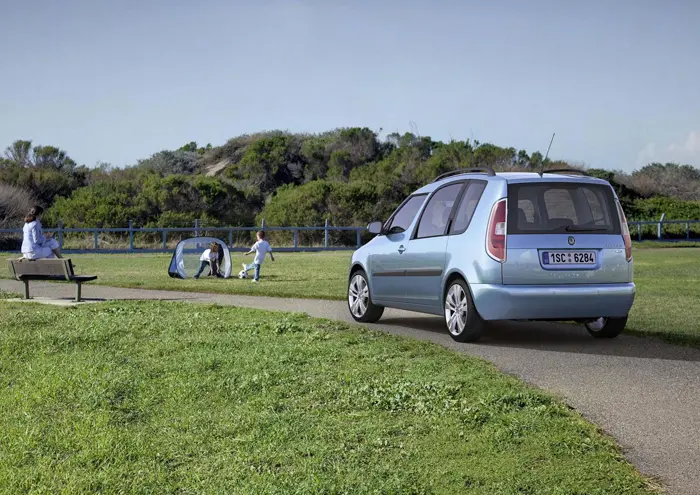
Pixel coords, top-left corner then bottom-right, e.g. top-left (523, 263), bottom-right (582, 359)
top-left (21, 221), bottom-right (45, 254)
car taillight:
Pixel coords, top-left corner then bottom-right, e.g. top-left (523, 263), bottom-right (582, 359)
top-left (486, 199), bottom-right (507, 262)
top-left (616, 201), bottom-right (632, 261)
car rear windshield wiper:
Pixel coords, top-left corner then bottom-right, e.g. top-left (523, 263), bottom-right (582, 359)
top-left (565, 225), bottom-right (609, 232)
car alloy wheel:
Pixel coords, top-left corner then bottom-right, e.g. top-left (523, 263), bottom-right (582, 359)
top-left (445, 283), bottom-right (468, 336)
top-left (348, 273), bottom-right (369, 318)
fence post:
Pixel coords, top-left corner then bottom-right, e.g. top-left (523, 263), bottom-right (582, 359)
top-left (194, 219), bottom-right (200, 238)
top-left (293, 229), bottom-right (298, 249)
top-left (324, 219), bottom-right (329, 248)
top-left (162, 230), bottom-right (167, 250)
top-left (128, 220), bottom-right (134, 253)
top-left (356, 228), bottom-right (361, 248)
top-left (228, 229), bottom-right (233, 248)
top-left (261, 218), bottom-right (265, 230)
top-left (657, 213), bottom-right (665, 240)
top-left (637, 223), bottom-right (642, 242)
top-left (687, 222), bottom-right (690, 241)
top-left (57, 220), bottom-right (64, 249)
top-left (93, 229), bottom-right (99, 250)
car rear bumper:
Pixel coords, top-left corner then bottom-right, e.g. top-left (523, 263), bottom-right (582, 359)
top-left (471, 283), bottom-right (635, 321)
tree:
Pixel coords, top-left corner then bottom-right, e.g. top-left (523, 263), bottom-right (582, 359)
top-left (178, 142), bottom-right (199, 153)
top-left (3, 140), bottom-right (78, 171)
top-left (327, 150), bottom-right (353, 181)
top-left (32, 145), bottom-right (77, 171)
top-left (226, 135), bottom-right (303, 195)
top-left (624, 163), bottom-right (700, 201)
top-left (4, 126), bottom-right (700, 233)
top-left (4, 140), bottom-right (33, 167)
top-left (259, 180), bottom-right (385, 229)
top-left (516, 149), bottom-right (530, 168)
top-left (0, 182), bottom-right (36, 250)
top-left (178, 142), bottom-right (213, 155)
top-left (0, 182), bottom-right (35, 229)
top-left (529, 151), bottom-right (544, 170)
top-left (137, 150), bottom-right (200, 175)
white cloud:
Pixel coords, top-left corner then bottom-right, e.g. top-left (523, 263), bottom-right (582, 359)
top-left (637, 130), bottom-right (700, 167)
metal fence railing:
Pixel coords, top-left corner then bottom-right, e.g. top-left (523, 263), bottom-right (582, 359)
top-left (0, 219), bottom-right (369, 253)
top-left (1, 218), bottom-right (699, 254)
top-left (629, 219), bottom-right (700, 242)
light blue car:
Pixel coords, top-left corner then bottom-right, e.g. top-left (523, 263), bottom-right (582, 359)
top-left (347, 168), bottom-right (635, 342)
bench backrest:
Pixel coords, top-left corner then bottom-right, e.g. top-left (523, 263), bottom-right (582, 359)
top-left (7, 259), bottom-right (75, 280)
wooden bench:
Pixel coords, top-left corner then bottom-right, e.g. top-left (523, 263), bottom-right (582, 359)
top-left (7, 259), bottom-right (97, 302)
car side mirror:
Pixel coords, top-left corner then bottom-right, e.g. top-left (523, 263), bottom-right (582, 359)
top-left (367, 221), bottom-right (383, 235)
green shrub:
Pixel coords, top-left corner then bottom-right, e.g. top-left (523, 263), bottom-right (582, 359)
top-left (632, 197), bottom-right (700, 221)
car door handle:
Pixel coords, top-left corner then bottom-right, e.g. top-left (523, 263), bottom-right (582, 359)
top-left (398, 245), bottom-right (406, 254)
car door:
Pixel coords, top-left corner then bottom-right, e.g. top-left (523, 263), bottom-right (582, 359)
top-left (402, 183), bottom-right (465, 311)
top-left (369, 194), bottom-right (427, 302)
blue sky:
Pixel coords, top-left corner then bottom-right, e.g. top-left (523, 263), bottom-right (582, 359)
top-left (1, 0), bottom-right (699, 171)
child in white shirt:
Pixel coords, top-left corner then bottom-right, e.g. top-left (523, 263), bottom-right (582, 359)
top-left (240, 230), bottom-right (274, 282)
top-left (194, 242), bottom-right (222, 279)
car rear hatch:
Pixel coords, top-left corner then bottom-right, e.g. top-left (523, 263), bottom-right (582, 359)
top-left (502, 180), bottom-right (630, 285)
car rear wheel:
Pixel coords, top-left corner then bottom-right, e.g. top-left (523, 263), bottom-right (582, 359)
top-left (585, 316), bottom-right (627, 338)
top-left (348, 271), bottom-right (384, 323)
top-left (444, 279), bottom-right (484, 342)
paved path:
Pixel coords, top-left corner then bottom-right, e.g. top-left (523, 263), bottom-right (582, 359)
top-left (2, 280), bottom-right (699, 494)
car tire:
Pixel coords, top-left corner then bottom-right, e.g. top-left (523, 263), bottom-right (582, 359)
top-left (348, 270), bottom-right (384, 323)
top-left (444, 278), bottom-right (484, 342)
top-left (585, 316), bottom-right (627, 338)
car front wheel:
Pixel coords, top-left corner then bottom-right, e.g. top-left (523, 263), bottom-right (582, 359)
top-left (585, 316), bottom-right (627, 338)
top-left (444, 279), bottom-right (484, 342)
top-left (348, 271), bottom-right (384, 323)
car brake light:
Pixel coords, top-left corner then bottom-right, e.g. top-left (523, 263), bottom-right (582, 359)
top-left (486, 199), bottom-right (507, 262)
top-left (616, 201), bottom-right (632, 261)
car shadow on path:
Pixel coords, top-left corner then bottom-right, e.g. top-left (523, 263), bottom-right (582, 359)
top-left (375, 315), bottom-right (700, 362)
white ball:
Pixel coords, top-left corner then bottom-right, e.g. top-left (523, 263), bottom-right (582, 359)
top-left (238, 270), bottom-right (247, 279)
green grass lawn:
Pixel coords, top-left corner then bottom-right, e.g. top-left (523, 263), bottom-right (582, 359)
top-left (45, 251), bottom-right (352, 301)
top-left (0, 301), bottom-right (656, 494)
top-left (625, 248), bottom-right (700, 345)
top-left (3, 247), bottom-right (700, 346)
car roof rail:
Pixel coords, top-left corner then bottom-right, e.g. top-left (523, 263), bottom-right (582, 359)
top-left (539, 168), bottom-right (590, 177)
top-left (432, 167), bottom-right (496, 182)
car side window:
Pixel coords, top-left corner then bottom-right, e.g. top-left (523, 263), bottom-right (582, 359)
top-left (415, 183), bottom-right (463, 239)
top-left (449, 181), bottom-right (486, 234)
top-left (385, 195), bottom-right (426, 234)
top-left (582, 187), bottom-right (609, 226)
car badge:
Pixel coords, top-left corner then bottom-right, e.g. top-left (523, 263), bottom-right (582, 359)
top-left (568, 236), bottom-right (575, 246)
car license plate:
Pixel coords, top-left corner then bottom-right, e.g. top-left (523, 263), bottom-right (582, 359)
top-left (542, 250), bottom-right (596, 265)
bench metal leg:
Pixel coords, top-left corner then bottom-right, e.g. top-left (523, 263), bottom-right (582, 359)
top-left (75, 282), bottom-right (82, 302)
top-left (23, 280), bottom-right (30, 300)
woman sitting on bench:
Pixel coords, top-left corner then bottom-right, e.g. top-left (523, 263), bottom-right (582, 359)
top-left (21, 206), bottom-right (62, 260)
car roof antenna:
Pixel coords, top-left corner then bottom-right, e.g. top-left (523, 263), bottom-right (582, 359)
top-left (539, 132), bottom-right (555, 177)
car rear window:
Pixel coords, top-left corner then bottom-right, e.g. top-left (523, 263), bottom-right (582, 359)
top-left (507, 182), bottom-right (621, 235)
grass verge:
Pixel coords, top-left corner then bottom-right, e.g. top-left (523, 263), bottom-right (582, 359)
top-left (0, 301), bottom-right (655, 494)
top-left (0, 289), bottom-right (21, 299)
